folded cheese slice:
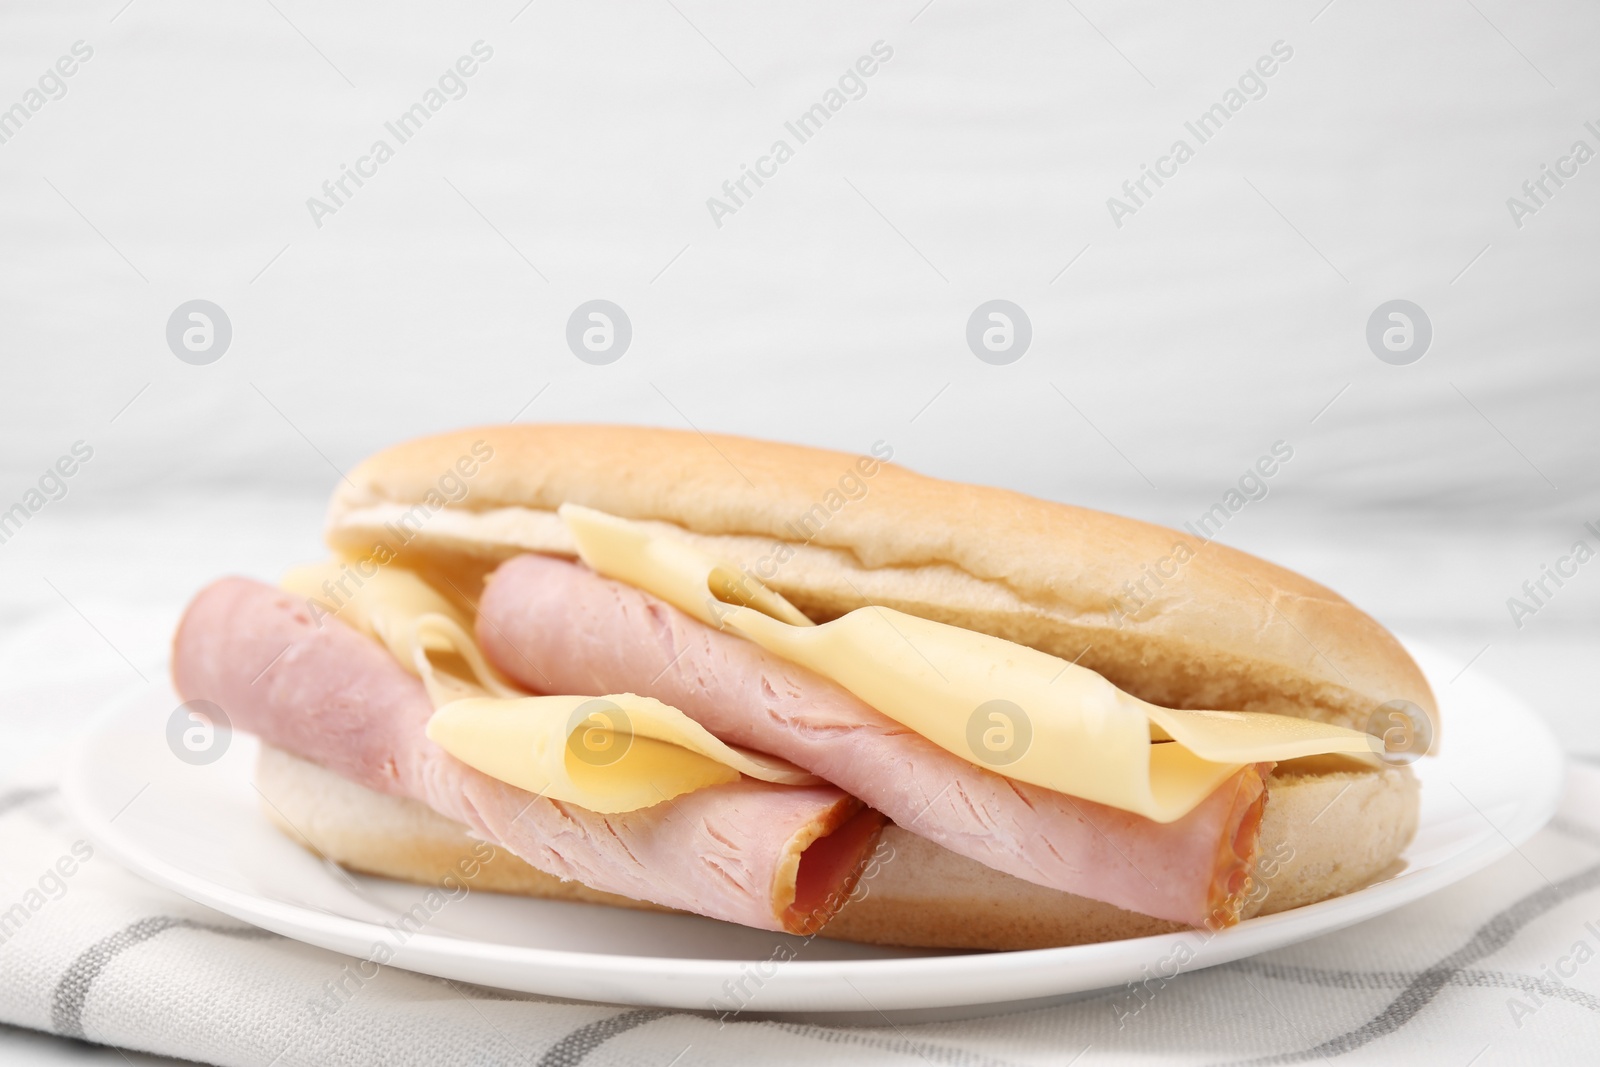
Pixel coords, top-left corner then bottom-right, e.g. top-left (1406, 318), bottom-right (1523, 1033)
top-left (282, 563), bottom-right (525, 704)
top-left (280, 562), bottom-right (818, 813)
top-left (559, 504), bottom-right (1381, 824)
top-left (426, 694), bottom-right (821, 812)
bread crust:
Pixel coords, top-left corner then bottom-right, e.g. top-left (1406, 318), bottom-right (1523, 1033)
top-left (326, 424), bottom-right (1436, 734)
top-left (257, 746), bottom-right (1418, 950)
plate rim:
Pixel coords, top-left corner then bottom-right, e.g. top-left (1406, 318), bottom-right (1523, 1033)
top-left (61, 640), bottom-right (1566, 1010)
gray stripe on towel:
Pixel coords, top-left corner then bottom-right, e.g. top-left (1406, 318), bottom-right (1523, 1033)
top-left (535, 1009), bottom-right (672, 1067)
top-left (1213, 860), bottom-right (1600, 1066)
top-left (51, 916), bottom-right (277, 1039)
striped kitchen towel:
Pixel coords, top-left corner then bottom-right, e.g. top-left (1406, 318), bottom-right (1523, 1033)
top-left (0, 761), bottom-right (1597, 1066)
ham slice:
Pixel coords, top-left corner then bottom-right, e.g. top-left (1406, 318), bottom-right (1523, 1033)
top-left (477, 554), bottom-right (1270, 929)
top-left (172, 577), bottom-right (885, 934)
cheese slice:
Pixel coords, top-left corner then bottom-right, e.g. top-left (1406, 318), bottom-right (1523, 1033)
top-left (282, 563), bottom-right (525, 705)
top-left (425, 693), bottom-right (818, 812)
top-left (559, 504), bottom-right (1382, 823)
top-left (279, 561), bottom-right (819, 813)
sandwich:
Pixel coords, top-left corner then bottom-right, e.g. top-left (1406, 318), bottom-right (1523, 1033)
top-left (170, 424), bottom-right (1431, 950)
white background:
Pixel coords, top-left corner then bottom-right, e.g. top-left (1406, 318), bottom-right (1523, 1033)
top-left (2, 0), bottom-right (1596, 764)
top-left (0, 3), bottom-right (1596, 1059)
top-left (1, 2), bottom-right (1595, 762)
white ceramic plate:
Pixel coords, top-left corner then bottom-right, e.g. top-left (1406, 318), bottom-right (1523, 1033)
top-left (63, 642), bottom-right (1562, 1018)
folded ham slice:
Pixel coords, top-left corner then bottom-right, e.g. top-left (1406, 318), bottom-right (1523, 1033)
top-left (477, 554), bottom-right (1270, 929)
top-left (172, 577), bottom-right (885, 934)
